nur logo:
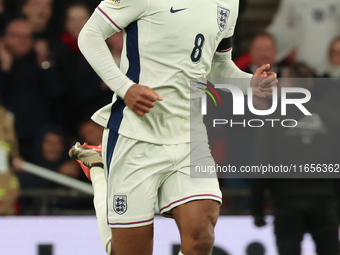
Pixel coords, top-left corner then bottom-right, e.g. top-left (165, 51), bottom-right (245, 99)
top-left (198, 82), bottom-right (312, 117)
top-left (196, 82), bottom-right (222, 108)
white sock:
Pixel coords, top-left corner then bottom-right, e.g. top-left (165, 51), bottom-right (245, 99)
top-left (178, 251), bottom-right (184, 255)
top-left (90, 167), bottom-right (112, 254)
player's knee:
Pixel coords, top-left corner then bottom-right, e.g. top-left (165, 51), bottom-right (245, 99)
top-left (184, 216), bottom-right (216, 252)
top-left (189, 226), bottom-right (215, 252)
top-left (190, 211), bottom-right (218, 251)
top-left (207, 209), bottom-right (219, 228)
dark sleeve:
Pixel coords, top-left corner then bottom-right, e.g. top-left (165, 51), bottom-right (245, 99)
top-left (216, 37), bottom-right (233, 52)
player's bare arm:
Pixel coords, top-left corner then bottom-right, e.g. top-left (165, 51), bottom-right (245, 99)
top-left (124, 84), bottom-right (163, 117)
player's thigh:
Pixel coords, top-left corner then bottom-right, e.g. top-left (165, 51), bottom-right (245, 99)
top-left (158, 141), bottom-right (221, 252)
top-left (158, 141), bottom-right (222, 217)
top-left (102, 129), bottom-right (161, 227)
top-left (111, 224), bottom-right (153, 255)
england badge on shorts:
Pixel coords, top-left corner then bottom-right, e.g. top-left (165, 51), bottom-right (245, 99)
top-left (217, 7), bottom-right (230, 32)
top-left (114, 195), bottom-right (127, 215)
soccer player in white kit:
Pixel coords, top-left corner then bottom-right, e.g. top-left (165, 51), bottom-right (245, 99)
top-left (74, 0), bottom-right (277, 254)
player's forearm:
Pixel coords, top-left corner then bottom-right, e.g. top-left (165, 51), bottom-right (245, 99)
top-left (78, 12), bottom-right (134, 98)
top-left (208, 51), bottom-right (253, 94)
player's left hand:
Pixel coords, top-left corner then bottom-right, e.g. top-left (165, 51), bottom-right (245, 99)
top-left (251, 64), bottom-right (278, 98)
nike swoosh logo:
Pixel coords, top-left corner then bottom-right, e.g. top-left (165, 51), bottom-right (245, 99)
top-left (170, 7), bottom-right (187, 13)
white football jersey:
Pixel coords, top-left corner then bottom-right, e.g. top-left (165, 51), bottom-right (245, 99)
top-left (91, 0), bottom-right (240, 144)
top-left (267, 0), bottom-right (340, 74)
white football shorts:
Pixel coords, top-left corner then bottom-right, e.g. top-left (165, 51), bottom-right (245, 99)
top-left (102, 128), bottom-right (222, 228)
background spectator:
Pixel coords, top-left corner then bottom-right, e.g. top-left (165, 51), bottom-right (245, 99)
top-left (18, 125), bottom-right (87, 214)
top-left (60, 3), bottom-right (112, 135)
top-left (21, 0), bottom-right (53, 36)
top-left (78, 119), bottom-right (104, 146)
top-left (0, 19), bottom-right (63, 162)
top-left (266, 0), bottom-right (340, 75)
top-left (0, 0), bottom-right (12, 36)
top-left (234, 32), bottom-right (279, 111)
top-left (251, 63), bottom-right (340, 255)
top-left (235, 32), bottom-right (280, 77)
top-left (19, 125), bottom-right (69, 190)
top-left (21, 0), bottom-right (70, 111)
top-left (324, 35), bottom-right (340, 78)
top-left (0, 104), bottom-right (20, 215)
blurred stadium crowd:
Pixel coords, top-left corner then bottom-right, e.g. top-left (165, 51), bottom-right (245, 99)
top-left (0, 0), bottom-right (340, 228)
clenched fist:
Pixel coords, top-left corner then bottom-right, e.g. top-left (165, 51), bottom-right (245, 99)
top-left (124, 84), bottom-right (163, 117)
top-left (251, 64), bottom-right (278, 98)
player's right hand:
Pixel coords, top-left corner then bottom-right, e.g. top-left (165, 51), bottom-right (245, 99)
top-left (124, 84), bottom-right (163, 117)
